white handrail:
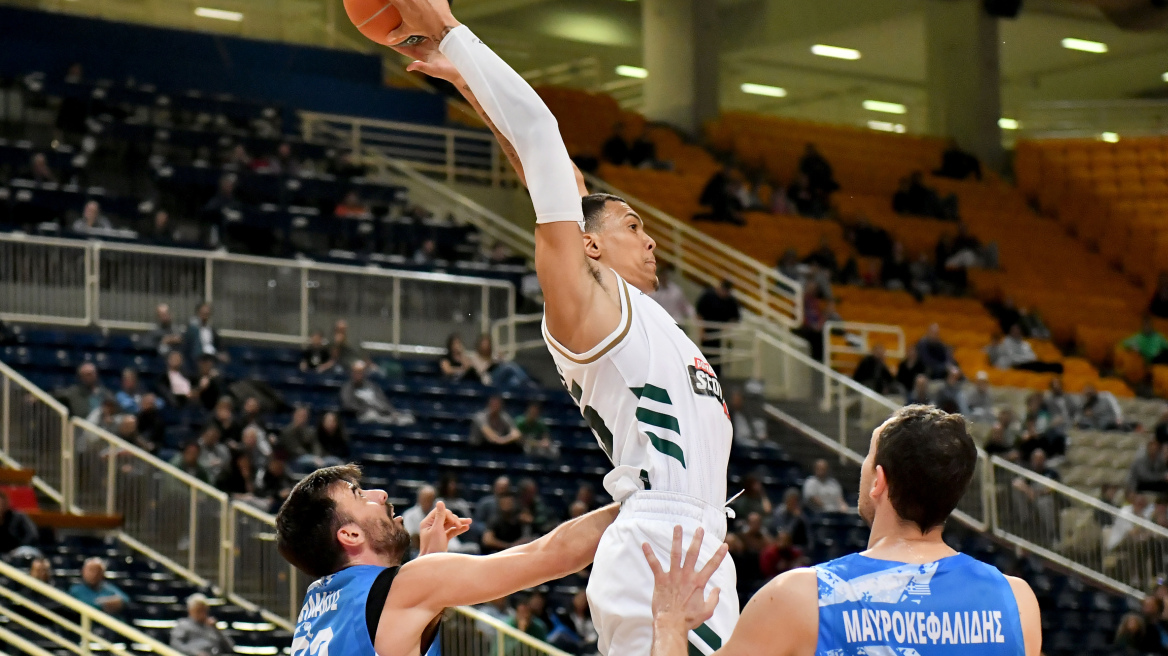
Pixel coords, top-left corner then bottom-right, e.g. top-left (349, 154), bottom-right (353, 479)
top-left (0, 559), bottom-right (186, 656)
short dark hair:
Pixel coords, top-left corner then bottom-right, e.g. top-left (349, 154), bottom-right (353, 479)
top-left (276, 464), bottom-right (363, 578)
top-left (875, 405), bottom-right (976, 533)
top-left (581, 193), bottom-right (626, 234)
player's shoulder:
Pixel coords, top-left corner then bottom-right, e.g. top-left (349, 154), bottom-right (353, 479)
top-left (1003, 575), bottom-right (1039, 608)
top-left (753, 567), bottom-right (820, 608)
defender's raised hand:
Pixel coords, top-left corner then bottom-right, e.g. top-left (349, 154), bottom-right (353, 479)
top-left (418, 500), bottom-right (473, 556)
top-left (642, 526), bottom-right (728, 631)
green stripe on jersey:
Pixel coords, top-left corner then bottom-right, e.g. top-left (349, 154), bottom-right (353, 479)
top-left (688, 643), bottom-right (704, 656)
top-left (630, 384), bottom-right (673, 405)
top-left (646, 432), bottom-right (686, 468)
top-left (694, 623), bottom-right (723, 650)
top-left (636, 407), bottom-right (681, 435)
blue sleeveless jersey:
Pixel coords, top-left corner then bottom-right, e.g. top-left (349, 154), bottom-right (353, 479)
top-left (815, 553), bottom-right (1024, 656)
top-left (291, 565), bottom-right (384, 656)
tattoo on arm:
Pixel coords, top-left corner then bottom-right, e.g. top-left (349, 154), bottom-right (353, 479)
top-left (461, 83), bottom-right (526, 182)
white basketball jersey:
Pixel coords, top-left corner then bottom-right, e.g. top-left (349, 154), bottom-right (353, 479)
top-left (543, 270), bottom-right (732, 508)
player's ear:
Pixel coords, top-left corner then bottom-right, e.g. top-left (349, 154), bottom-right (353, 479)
top-left (871, 464), bottom-right (888, 502)
top-left (582, 232), bottom-right (602, 260)
top-left (336, 523), bottom-right (363, 550)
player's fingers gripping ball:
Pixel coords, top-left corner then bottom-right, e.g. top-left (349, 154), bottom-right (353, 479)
top-left (344, 0), bottom-right (416, 45)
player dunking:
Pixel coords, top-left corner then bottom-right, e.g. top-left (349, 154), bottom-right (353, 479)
top-left (277, 465), bottom-right (619, 656)
top-left (644, 405), bottom-right (1042, 656)
top-left (385, 2), bottom-right (738, 654)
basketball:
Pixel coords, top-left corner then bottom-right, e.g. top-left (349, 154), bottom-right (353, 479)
top-left (343, 0), bottom-right (403, 45)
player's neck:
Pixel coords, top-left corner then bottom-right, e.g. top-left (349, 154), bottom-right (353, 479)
top-left (347, 552), bottom-right (400, 569)
top-left (863, 513), bottom-right (955, 564)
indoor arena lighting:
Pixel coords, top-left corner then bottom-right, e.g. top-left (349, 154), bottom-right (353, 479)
top-left (740, 83), bottom-right (787, 98)
top-left (194, 7), bottom-right (243, 21)
top-left (867, 120), bottom-right (906, 133)
top-left (615, 65), bottom-right (648, 79)
top-left (1061, 38), bottom-right (1107, 53)
top-left (862, 100), bottom-right (906, 114)
top-left (998, 118), bottom-right (1019, 130)
top-left (1162, 72), bottom-right (1168, 82)
top-left (811, 44), bottom-right (861, 60)
top-left (1101, 132), bottom-right (1120, 143)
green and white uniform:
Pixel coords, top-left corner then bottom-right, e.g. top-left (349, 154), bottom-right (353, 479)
top-left (543, 269), bottom-right (738, 656)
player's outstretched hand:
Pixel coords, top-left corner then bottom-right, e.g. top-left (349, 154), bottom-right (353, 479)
top-left (419, 500), bottom-right (473, 556)
top-left (385, 0), bottom-right (460, 49)
top-left (642, 526), bottom-right (728, 631)
top-left (389, 37), bottom-right (461, 85)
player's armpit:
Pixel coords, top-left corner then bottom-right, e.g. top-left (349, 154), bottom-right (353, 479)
top-left (1006, 576), bottom-right (1042, 656)
top-left (535, 223), bottom-right (622, 353)
top-left (390, 504), bottom-right (619, 613)
top-left (714, 568), bottom-right (819, 656)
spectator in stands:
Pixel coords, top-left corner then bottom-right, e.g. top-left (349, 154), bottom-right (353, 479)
top-left (696, 280), bottom-right (741, 361)
top-left (906, 374), bottom-right (932, 406)
top-left (894, 348), bottom-right (927, 393)
top-left (237, 426), bottom-right (271, 472)
top-left (439, 334), bottom-right (475, 382)
top-left (853, 344), bottom-right (895, 394)
top-left (215, 449), bottom-right (257, 501)
top-left (69, 558), bottom-right (128, 616)
top-left (146, 210), bottom-right (180, 244)
top-left (169, 442), bottom-right (210, 483)
top-left (334, 191), bottom-right (371, 219)
top-left (469, 334), bottom-right (531, 388)
top-left (0, 489), bottom-right (37, 555)
top-left (799, 143), bottom-right (838, 197)
top-left (341, 361), bottom-right (410, 425)
top-left (170, 593), bottom-right (234, 656)
top-left (575, 483), bottom-right (597, 512)
top-left (117, 414), bottom-right (156, 454)
top-left (517, 402), bottom-right (558, 460)
top-left (881, 242), bottom-right (913, 292)
top-left (185, 302), bottom-right (227, 365)
top-left (965, 371), bottom-right (994, 423)
top-left (517, 478), bottom-right (557, 535)
top-left (649, 263), bottom-right (695, 324)
top-left (1123, 315), bottom-right (1168, 365)
top-left (299, 330), bottom-right (334, 373)
top-left (934, 139), bottom-right (982, 181)
top-left (803, 459), bottom-right (848, 513)
top-left (735, 511), bottom-right (771, 592)
top-left (601, 122), bottom-right (631, 165)
top-left (240, 397), bottom-right (268, 441)
top-left (159, 351), bottom-right (192, 407)
top-left (26, 153), bottom-right (57, 184)
top-left (197, 426), bottom-right (230, 482)
top-left (771, 488), bottom-right (812, 550)
top-left (728, 388), bottom-right (766, 447)
top-left (413, 238), bottom-right (438, 266)
top-left (210, 396), bottom-right (242, 444)
top-left (474, 476), bottom-right (512, 531)
top-left (760, 529), bottom-right (807, 579)
top-left (1043, 377), bottom-right (1079, 428)
top-left (59, 362), bottom-right (109, 418)
top-left (71, 200), bottom-right (113, 234)
top-left (510, 593), bottom-right (550, 643)
top-left (983, 423), bottom-right (1013, 458)
top-left (1017, 307), bottom-right (1050, 340)
top-left (915, 323), bottom-right (955, 379)
top-left (988, 324), bottom-right (1063, 373)
top-left (850, 218), bottom-right (893, 260)
top-left (147, 303), bottom-right (185, 358)
top-left (776, 249), bottom-right (800, 282)
top-left (482, 494), bottom-right (531, 553)
top-left (29, 557), bottom-right (51, 584)
top-left (224, 145), bottom-right (251, 171)
top-left (1150, 273), bottom-right (1168, 319)
top-left (315, 411), bottom-right (350, 460)
top-left (933, 367), bottom-right (969, 415)
top-left (1115, 613), bottom-right (1156, 652)
top-left (1077, 383), bottom-right (1124, 430)
top-left (269, 143), bottom-right (300, 176)
top-left (988, 295), bottom-right (1022, 335)
top-left (202, 174), bottom-right (241, 219)
top-left (1108, 492), bottom-right (1153, 552)
top-left (470, 395), bottom-right (522, 451)
top-left (731, 474), bottom-right (773, 521)
top-left (403, 485), bottom-right (438, 552)
top-left (193, 356), bottom-right (228, 411)
top-left (1140, 596), bottom-right (1168, 652)
top-left (436, 473), bottom-right (473, 519)
top-left (695, 167), bottom-right (746, 225)
top-left (330, 319), bottom-right (371, 371)
top-left (560, 590), bottom-right (599, 655)
top-left (1129, 439), bottom-right (1168, 494)
top-left (114, 368), bottom-right (146, 414)
top-left (280, 406), bottom-right (339, 473)
top-left (255, 457), bottom-right (293, 511)
top-left (786, 172), bottom-right (830, 219)
top-left (83, 392), bottom-right (119, 433)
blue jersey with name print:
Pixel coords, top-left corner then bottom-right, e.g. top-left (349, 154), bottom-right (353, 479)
top-left (291, 565), bottom-right (384, 656)
top-left (815, 552), bottom-right (1024, 656)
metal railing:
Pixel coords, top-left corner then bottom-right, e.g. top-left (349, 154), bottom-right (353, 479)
top-left (443, 604), bottom-right (574, 656)
top-left (584, 174), bottom-right (802, 330)
top-left (0, 361), bottom-right (72, 510)
top-left (227, 500), bottom-right (304, 631)
top-left (1017, 99), bottom-right (1168, 141)
top-left (301, 111), bottom-right (515, 187)
top-left (0, 233), bottom-right (517, 355)
top-left (821, 320), bottom-right (905, 408)
top-left (0, 558), bottom-right (185, 656)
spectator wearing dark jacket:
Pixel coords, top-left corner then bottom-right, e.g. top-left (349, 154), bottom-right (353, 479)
top-left (0, 489), bottom-right (38, 554)
top-left (340, 361), bottom-right (410, 424)
top-left (185, 302), bottom-right (227, 365)
top-left (316, 411), bottom-right (350, 460)
top-left (934, 140), bottom-right (982, 181)
top-left (696, 280), bottom-right (742, 370)
top-left (915, 324), bottom-right (955, 379)
top-left (58, 363), bottom-right (109, 418)
top-left (1150, 273), bottom-right (1168, 319)
top-left (854, 344), bottom-right (895, 394)
top-left (146, 303), bottom-right (185, 358)
top-left (895, 349), bottom-right (927, 392)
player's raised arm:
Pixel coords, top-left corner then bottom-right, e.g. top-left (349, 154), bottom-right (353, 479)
top-left (386, 0), bottom-right (618, 347)
top-left (389, 503), bottom-right (619, 614)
